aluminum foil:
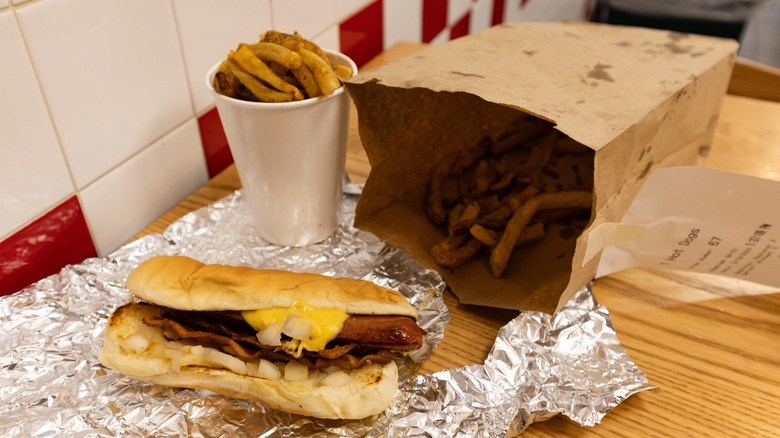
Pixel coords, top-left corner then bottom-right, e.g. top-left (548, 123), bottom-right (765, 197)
top-left (0, 188), bottom-right (652, 437)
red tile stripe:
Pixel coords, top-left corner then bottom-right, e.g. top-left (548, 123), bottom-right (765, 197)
top-left (339, 0), bottom-right (384, 68)
top-left (0, 196), bottom-right (97, 296)
top-left (450, 11), bottom-right (471, 39)
top-left (423, 0), bottom-right (448, 42)
top-left (492, 0), bottom-right (506, 25)
top-left (198, 107), bottom-right (233, 178)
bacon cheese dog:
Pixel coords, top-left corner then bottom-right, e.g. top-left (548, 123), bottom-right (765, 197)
top-left (99, 255), bottom-right (426, 419)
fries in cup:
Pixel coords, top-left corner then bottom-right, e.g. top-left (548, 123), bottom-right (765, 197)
top-left (212, 31), bottom-right (353, 102)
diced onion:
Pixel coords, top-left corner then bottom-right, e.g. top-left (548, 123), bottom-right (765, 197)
top-left (256, 324), bottom-right (282, 346)
top-left (164, 348), bottom-right (183, 372)
top-left (307, 369), bottom-right (322, 383)
top-left (282, 315), bottom-right (313, 341)
top-left (203, 348), bottom-right (248, 375)
top-left (119, 333), bottom-right (150, 355)
top-left (284, 360), bottom-right (309, 382)
top-left (255, 359), bottom-right (281, 380)
top-left (160, 344), bottom-right (247, 375)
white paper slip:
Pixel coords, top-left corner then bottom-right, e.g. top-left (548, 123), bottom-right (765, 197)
top-left (584, 166), bottom-right (780, 287)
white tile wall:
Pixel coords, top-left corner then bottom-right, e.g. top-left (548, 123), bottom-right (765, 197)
top-left (79, 119), bottom-right (207, 256)
top-left (312, 23), bottom-right (342, 51)
top-left (336, 0), bottom-right (373, 19)
top-left (173, 0), bottom-right (273, 114)
top-left (449, 0), bottom-right (472, 25)
top-left (271, 0), bottom-right (339, 41)
top-left (17, 0), bottom-right (193, 190)
top-left (470, 0), bottom-right (495, 35)
top-left (0, 10), bottom-right (72, 236)
top-left (384, 0), bottom-right (423, 50)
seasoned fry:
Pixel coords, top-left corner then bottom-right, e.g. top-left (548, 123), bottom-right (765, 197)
top-left (248, 42), bottom-right (302, 69)
top-left (452, 136), bottom-right (491, 175)
top-left (449, 201), bottom-right (482, 235)
top-left (451, 217), bottom-right (508, 237)
top-left (291, 65), bottom-right (322, 98)
top-left (447, 203), bottom-right (466, 230)
top-left (490, 190), bottom-right (591, 277)
top-left (491, 131), bottom-right (557, 191)
top-left (430, 237), bottom-right (483, 268)
top-left (507, 184), bottom-right (540, 205)
top-left (213, 61), bottom-right (237, 97)
top-left (262, 30), bottom-right (332, 66)
top-left (526, 130), bottom-right (556, 182)
top-left (227, 58), bottom-right (295, 103)
top-left (469, 224), bottom-right (500, 247)
top-left (491, 117), bottom-right (552, 155)
top-left (470, 222), bottom-right (544, 247)
top-left (213, 30), bottom-right (348, 102)
top-left (332, 64), bottom-right (354, 81)
top-left (298, 48), bottom-right (341, 95)
top-left (231, 44), bottom-right (304, 100)
top-left (490, 196), bottom-right (542, 277)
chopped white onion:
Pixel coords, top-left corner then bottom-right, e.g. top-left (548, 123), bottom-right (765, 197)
top-left (255, 359), bottom-right (281, 380)
top-left (203, 348), bottom-right (248, 375)
top-left (119, 333), bottom-right (150, 355)
top-left (164, 348), bottom-right (182, 372)
top-left (160, 344), bottom-right (247, 375)
top-left (256, 324), bottom-right (282, 346)
top-left (284, 360), bottom-right (309, 382)
top-left (281, 315), bottom-right (313, 341)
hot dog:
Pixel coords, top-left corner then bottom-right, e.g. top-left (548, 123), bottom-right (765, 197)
top-left (99, 255), bottom-right (426, 419)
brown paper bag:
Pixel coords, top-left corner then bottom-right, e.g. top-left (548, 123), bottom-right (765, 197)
top-left (345, 22), bottom-right (738, 314)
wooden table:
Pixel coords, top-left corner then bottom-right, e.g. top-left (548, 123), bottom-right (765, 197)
top-left (135, 43), bottom-right (780, 436)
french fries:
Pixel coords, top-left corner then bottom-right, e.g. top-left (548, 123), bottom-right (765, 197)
top-left (425, 121), bottom-right (594, 278)
top-left (212, 31), bottom-right (353, 102)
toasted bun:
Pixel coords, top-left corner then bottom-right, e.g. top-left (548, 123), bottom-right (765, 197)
top-left (99, 302), bottom-right (399, 420)
top-left (126, 255), bottom-right (417, 318)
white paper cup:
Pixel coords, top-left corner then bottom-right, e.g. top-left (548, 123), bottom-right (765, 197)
top-left (206, 50), bottom-right (357, 247)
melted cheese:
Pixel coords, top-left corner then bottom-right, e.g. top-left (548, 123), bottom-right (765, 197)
top-left (241, 301), bottom-right (349, 354)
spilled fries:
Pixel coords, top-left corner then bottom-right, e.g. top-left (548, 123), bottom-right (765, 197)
top-left (212, 31), bottom-right (353, 102)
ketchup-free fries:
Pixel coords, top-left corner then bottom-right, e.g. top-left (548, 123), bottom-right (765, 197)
top-left (212, 31), bottom-right (353, 102)
top-left (425, 121), bottom-right (594, 278)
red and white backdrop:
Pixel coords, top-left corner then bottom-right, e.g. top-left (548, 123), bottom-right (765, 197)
top-left (0, 0), bottom-right (590, 295)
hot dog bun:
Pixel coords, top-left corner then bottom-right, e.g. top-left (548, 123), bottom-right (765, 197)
top-left (126, 255), bottom-right (417, 318)
top-left (99, 302), bottom-right (399, 420)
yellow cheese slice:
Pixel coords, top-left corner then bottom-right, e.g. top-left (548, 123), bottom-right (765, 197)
top-left (241, 300), bottom-right (349, 354)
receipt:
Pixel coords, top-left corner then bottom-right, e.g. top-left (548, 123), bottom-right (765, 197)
top-left (585, 166), bottom-right (780, 287)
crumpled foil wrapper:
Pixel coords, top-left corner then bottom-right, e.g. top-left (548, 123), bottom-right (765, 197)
top-left (0, 189), bottom-right (652, 437)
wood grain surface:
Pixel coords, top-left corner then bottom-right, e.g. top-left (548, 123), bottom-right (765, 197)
top-left (134, 42), bottom-right (780, 437)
